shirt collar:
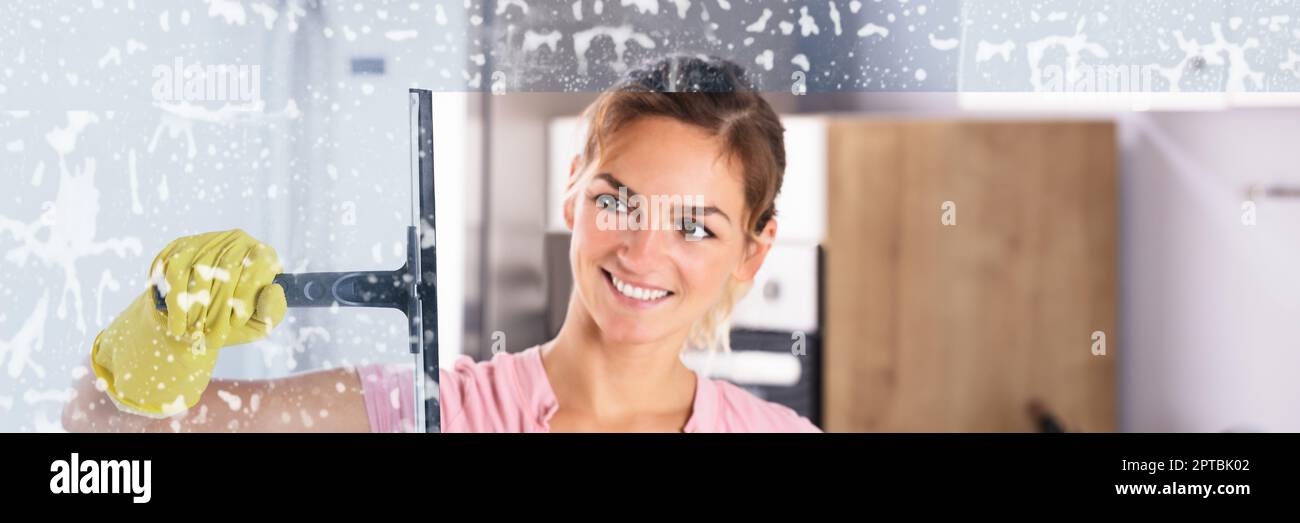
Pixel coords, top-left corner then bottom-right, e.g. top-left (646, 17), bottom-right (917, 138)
top-left (682, 370), bottom-right (716, 433)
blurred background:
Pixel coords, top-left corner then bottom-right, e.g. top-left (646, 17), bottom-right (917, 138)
top-left (2, 0), bottom-right (1299, 432)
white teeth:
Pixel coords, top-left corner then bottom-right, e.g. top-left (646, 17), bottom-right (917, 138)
top-left (611, 274), bottom-right (669, 301)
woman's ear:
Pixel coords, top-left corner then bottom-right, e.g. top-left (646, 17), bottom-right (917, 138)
top-left (563, 154), bottom-right (580, 231)
top-left (733, 217), bottom-right (777, 283)
top-left (563, 195), bottom-right (576, 231)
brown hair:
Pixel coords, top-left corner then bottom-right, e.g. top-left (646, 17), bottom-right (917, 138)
top-left (566, 55), bottom-right (787, 353)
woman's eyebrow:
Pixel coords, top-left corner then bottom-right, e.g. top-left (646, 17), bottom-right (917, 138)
top-left (594, 172), bottom-right (637, 197)
top-left (692, 205), bottom-right (731, 223)
top-left (594, 172), bottom-right (731, 223)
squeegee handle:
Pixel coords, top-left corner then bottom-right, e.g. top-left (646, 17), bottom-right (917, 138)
top-left (152, 269), bottom-right (413, 312)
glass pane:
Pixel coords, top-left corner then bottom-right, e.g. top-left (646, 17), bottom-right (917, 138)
top-left (8, 0), bottom-right (1300, 438)
top-left (0, 0), bottom-right (465, 433)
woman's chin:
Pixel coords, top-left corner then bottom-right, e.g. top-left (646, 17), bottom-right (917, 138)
top-left (592, 317), bottom-right (673, 346)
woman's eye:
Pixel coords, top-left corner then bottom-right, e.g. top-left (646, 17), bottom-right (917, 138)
top-left (594, 193), bottom-right (628, 213)
top-left (682, 220), bottom-right (713, 241)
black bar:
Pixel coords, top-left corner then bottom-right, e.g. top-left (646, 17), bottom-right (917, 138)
top-left (10, 433), bottom-right (1299, 510)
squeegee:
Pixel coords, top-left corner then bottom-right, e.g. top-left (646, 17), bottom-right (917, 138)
top-left (153, 89), bottom-right (440, 433)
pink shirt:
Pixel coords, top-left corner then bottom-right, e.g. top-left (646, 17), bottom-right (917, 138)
top-left (357, 346), bottom-right (821, 433)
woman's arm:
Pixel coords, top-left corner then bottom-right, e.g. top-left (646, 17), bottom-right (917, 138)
top-left (62, 356), bottom-right (372, 433)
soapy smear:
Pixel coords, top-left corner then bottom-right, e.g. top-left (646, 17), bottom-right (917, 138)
top-left (976, 40), bottom-right (1016, 62)
top-left (217, 389), bottom-right (242, 411)
top-left (45, 112), bottom-right (99, 157)
top-left (127, 148), bottom-right (142, 214)
top-left (858, 22), bottom-right (889, 39)
top-left (1026, 19), bottom-right (1109, 91)
top-left (30, 162), bottom-right (46, 187)
top-left (250, 2), bottom-right (278, 30)
top-left (929, 33), bottom-right (959, 51)
top-left (621, 0), bottom-right (659, 15)
top-left (0, 293), bottom-right (48, 380)
top-left (94, 270), bottom-right (120, 327)
top-left (386, 29), bottom-right (418, 41)
top-left (791, 53), bottom-right (810, 71)
top-left (745, 9), bottom-right (772, 33)
top-left (669, 0), bottom-right (690, 19)
top-left (798, 7), bottom-right (820, 37)
top-left (827, 1), bottom-right (842, 36)
top-left (23, 387), bottom-right (73, 405)
top-left (1282, 50), bottom-right (1300, 77)
top-left (205, 0), bottom-right (248, 26)
top-left (523, 30), bottom-right (562, 53)
top-left (1156, 23), bottom-right (1264, 93)
top-left (149, 112), bottom-right (198, 159)
top-left (1, 152), bottom-right (142, 335)
top-left (572, 25), bottom-right (657, 74)
top-left (497, 0), bottom-right (529, 15)
top-left (97, 47), bottom-right (122, 69)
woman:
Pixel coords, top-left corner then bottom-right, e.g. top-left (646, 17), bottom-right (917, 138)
top-left (64, 55), bottom-right (819, 433)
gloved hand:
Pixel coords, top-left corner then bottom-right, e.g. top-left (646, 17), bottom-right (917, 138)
top-left (90, 229), bottom-right (287, 417)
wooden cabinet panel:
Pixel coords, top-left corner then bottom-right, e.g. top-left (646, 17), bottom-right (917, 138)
top-left (823, 120), bottom-right (1116, 432)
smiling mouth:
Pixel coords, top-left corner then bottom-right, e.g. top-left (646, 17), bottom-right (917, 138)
top-left (602, 269), bottom-right (674, 302)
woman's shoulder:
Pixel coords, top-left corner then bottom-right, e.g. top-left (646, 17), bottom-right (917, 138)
top-left (439, 346), bottom-right (552, 432)
top-left (442, 346), bottom-right (542, 392)
top-left (353, 351), bottom-right (542, 433)
top-left (444, 347), bottom-right (523, 378)
top-left (702, 377), bottom-right (822, 433)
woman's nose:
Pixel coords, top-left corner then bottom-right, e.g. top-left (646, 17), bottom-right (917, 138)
top-left (619, 227), bottom-right (671, 271)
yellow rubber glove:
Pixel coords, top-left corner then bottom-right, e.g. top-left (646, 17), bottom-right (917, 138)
top-left (90, 229), bottom-right (287, 417)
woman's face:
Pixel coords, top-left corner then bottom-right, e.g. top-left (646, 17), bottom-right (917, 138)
top-left (564, 116), bottom-right (776, 346)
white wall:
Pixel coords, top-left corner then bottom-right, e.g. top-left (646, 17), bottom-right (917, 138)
top-left (1119, 110), bottom-right (1300, 432)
